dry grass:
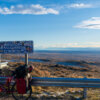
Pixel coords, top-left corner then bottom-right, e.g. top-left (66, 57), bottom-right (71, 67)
top-left (2, 61), bottom-right (100, 99)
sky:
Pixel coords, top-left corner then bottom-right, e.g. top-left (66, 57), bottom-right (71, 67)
top-left (0, 0), bottom-right (100, 50)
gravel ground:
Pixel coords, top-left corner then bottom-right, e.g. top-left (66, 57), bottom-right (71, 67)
top-left (0, 97), bottom-right (14, 100)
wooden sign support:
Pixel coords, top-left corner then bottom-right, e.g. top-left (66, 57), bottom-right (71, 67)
top-left (25, 53), bottom-right (28, 67)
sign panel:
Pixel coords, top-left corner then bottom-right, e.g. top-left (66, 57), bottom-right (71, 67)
top-left (0, 41), bottom-right (33, 54)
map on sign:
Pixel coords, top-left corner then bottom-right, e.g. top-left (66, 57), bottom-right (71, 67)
top-left (0, 41), bottom-right (33, 54)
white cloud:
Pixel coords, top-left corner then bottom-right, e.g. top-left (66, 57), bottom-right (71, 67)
top-left (0, 4), bottom-right (59, 15)
top-left (75, 17), bottom-right (100, 29)
top-left (35, 42), bottom-right (100, 49)
top-left (68, 3), bottom-right (92, 8)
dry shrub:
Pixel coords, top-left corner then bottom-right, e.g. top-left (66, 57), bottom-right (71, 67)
top-left (31, 66), bottom-right (51, 77)
top-left (8, 62), bottom-right (25, 68)
top-left (6, 62), bottom-right (100, 95)
top-left (32, 86), bottom-right (43, 93)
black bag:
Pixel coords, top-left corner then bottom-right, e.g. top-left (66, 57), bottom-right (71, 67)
top-left (15, 65), bottom-right (27, 78)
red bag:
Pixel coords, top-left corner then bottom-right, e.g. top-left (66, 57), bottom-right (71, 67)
top-left (16, 78), bottom-right (26, 94)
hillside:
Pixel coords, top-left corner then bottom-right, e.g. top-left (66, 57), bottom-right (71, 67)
top-left (1, 61), bottom-right (100, 100)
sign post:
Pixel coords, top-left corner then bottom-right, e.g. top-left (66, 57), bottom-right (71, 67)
top-left (0, 54), bottom-right (1, 68)
top-left (83, 88), bottom-right (87, 99)
top-left (25, 53), bottom-right (28, 66)
top-left (0, 41), bottom-right (34, 67)
top-left (83, 76), bottom-right (87, 99)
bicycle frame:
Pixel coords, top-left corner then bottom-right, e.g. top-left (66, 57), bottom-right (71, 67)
top-left (0, 76), bottom-right (14, 94)
top-left (0, 76), bottom-right (32, 100)
top-left (5, 77), bottom-right (14, 93)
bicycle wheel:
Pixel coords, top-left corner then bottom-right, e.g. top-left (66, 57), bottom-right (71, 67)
top-left (11, 82), bottom-right (32, 100)
top-left (0, 84), bottom-right (6, 97)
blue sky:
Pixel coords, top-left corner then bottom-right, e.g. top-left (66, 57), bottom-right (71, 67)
top-left (0, 0), bottom-right (100, 50)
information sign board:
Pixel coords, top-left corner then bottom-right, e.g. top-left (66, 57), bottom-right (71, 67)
top-left (0, 41), bottom-right (33, 54)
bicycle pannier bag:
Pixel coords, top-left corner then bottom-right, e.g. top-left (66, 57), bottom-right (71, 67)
top-left (16, 78), bottom-right (26, 94)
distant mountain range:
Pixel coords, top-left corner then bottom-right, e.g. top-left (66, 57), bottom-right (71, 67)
top-left (35, 47), bottom-right (100, 51)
